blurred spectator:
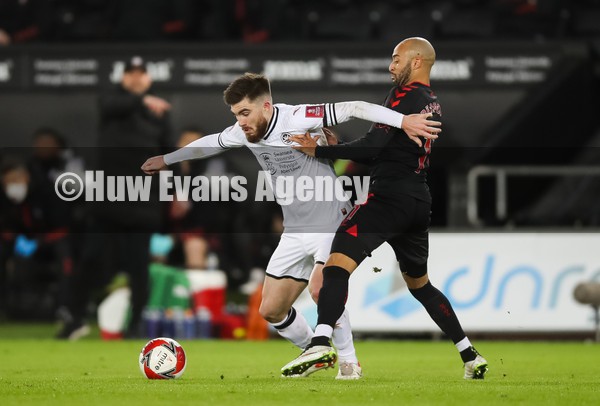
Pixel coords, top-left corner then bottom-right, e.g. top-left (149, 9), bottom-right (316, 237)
top-left (27, 127), bottom-right (85, 243)
top-left (167, 127), bottom-right (232, 271)
top-left (57, 56), bottom-right (172, 340)
top-left (0, 159), bottom-right (73, 320)
top-left (29, 127), bottom-right (85, 198)
top-left (28, 127), bottom-right (85, 315)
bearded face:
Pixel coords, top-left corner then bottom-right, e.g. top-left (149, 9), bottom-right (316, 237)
top-left (242, 113), bottom-right (269, 143)
top-left (391, 60), bottom-right (412, 88)
top-left (231, 97), bottom-right (271, 143)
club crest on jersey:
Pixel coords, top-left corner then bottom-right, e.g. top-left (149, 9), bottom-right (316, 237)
top-left (305, 105), bottom-right (325, 118)
top-left (259, 153), bottom-right (277, 175)
top-left (280, 132), bottom-right (294, 145)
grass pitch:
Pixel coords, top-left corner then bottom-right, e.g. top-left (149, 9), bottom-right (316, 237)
top-left (2, 325), bottom-right (599, 406)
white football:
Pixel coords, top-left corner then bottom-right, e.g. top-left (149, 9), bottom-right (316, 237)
top-left (139, 337), bottom-right (187, 379)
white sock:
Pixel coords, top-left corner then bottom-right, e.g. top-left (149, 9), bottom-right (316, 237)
top-left (332, 308), bottom-right (358, 364)
top-left (455, 337), bottom-right (472, 352)
top-left (271, 307), bottom-right (313, 349)
top-left (314, 324), bottom-right (333, 338)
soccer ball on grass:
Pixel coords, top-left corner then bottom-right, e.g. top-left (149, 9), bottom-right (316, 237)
top-left (139, 337), bottom-right (187, 379)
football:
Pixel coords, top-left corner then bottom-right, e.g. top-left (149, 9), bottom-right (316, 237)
top-left (139, 337), bottom-right (187, 379)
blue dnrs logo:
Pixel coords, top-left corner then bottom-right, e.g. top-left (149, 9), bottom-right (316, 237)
top-left (369, 255), bottom-right (600, 319)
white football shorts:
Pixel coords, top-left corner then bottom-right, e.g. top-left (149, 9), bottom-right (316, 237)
top-left (265, 232), bottom-right (335, 282)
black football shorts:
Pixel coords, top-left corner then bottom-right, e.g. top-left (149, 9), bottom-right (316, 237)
top-left (330, 192), bottom-right (431, 278)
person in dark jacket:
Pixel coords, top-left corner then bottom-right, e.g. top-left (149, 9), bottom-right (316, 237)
top-left (57, 56), bottom-right (171, 339)
top-left (0, 160), bottom-right (72, 320)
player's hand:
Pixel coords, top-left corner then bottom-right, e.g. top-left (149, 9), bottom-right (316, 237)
top-left (401, 113), bottom-right (441, 147)
top-left (289, 132), bottom-right (319, 157)
top-left (323, 128), bottom-right (339, 145)
top-left (141, 155), bottom-right (168, 175)
top-left (143, 95), bottom-right (171, 117)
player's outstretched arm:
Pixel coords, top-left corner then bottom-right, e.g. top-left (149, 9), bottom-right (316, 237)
top-left (141, 156), bottom-right (168, 175)
top-left (140, 131), bottom-right (235, 175)
top-left (330, 101), bottom-right (440, 139)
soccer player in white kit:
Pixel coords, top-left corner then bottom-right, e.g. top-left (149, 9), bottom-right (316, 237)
top-left (142, 73), bottom-right (440, 379)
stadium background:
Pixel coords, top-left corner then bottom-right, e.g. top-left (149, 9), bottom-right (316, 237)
top-left (0, 0), bottom-right (599, 339)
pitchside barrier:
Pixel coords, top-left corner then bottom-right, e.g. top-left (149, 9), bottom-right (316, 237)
top-left (294, 233), bottom-right (600, 333)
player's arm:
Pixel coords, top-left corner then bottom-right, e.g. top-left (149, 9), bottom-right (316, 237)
top-left (325, 101), bottom-right (440, 139)
top-left (141, 126), bottom-right (241, 175)
top-left (322, 128), bottom-right (375, 165)
top-left (290, 128), bottom-right (391, 161)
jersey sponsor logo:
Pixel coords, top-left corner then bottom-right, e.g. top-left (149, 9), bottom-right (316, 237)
top-left (305, 105), bottom-right (325, 118)
top-left (280, 132), bottom-right (294, 145)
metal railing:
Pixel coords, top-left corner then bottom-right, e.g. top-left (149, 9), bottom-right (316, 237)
top-left (466, 165), bottom-right (600, 227)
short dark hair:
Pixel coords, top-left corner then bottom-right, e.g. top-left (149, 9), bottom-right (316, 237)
top-left (223, 72), bottom-right (271, 105)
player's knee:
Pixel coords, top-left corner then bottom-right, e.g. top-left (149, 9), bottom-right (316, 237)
top-left (309, 286), bottom-right (320, 303)
top-left (258, 302), bottom-right (287, 324)
top-left (308, 279), bottom-right (322, 303)
top-left (403, 273), bottom-right (429, 290)
top-left (325, 253), bottom-right (358, 272)
top-left (399, 259), bottom-right (428, 288)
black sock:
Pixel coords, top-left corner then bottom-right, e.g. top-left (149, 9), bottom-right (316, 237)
top-left (460, 346), bottom-right (478, 363)
top-left (316, 265), bottom-right (350, 329)
top-left (309, 335), bottom-right (331, 348)
top-left (409, 281), bottom-right (466, 344)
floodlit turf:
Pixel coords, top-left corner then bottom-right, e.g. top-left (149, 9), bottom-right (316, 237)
top-left (2, 328), bottom-right (600, 406)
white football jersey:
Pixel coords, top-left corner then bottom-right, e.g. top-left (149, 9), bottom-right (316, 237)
top-left (216, 103), bottom-right (351, 232)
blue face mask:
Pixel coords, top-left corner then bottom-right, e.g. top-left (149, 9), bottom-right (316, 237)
top-left (150, 233), bottom-right (174, 257)
top-left (14, 235), bottom-right (38, 258)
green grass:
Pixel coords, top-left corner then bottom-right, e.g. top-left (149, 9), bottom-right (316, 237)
top-left (2, 325), bottom-right (599, 406)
